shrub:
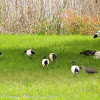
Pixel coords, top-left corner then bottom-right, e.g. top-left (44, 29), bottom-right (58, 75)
top-left (0, 0), bottom-right (100, 35)
top-left (60, 9), bottom-right (100, 35)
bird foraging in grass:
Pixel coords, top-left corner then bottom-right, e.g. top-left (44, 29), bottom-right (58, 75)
top-left (70, 60), bottom-right (80, 77)
top-left (80, 65), bottom-right (99, 74)
top-left (49, 53), bottom-right (57, 62)
top-left (80, 50), bottom-right (96, 56)
top-left (42, 56), bottom-right (49, 69)
top-left (83, 50), bottom-right (100, 59)
top-left (23, 49), bottom-right (35, 59)
top-left (94, 30), bottom-right (100, 38)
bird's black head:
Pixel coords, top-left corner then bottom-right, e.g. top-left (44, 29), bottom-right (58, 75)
top-left (0, 52), bottom-right (2, 55)
top-left (23, 50), bottom-right (26, 54)
top-left (31, 50), bottom-right (35, 54)
top-left (53, 54), bottom-right (56, 58)
top-left (94, 34), bottom-right (98, 38)
top-left (53, 54), bottom-right (56, 61)
top-left (70, 60), bottom-right (76, 66)
top-left (75, 68), bottom-right (79, 73)
top-left (44, 56), bottom-right (46, 59)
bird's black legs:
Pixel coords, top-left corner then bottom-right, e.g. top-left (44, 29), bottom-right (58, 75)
top-left (43, 66), bottom-right (48, 70)
top-left (73, 74), bottom-right (75, 77)
top-left (30, 56), bottom-right (32, 60)
top-left (47, 66), bottom-right (48, 70)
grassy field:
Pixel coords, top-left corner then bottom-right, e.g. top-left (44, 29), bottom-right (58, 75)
top-left (0, 34), bottom-right (100, 100)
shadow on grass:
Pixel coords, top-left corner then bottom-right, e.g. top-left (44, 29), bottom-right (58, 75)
top-left (0, 35), bottom-right (100, 75)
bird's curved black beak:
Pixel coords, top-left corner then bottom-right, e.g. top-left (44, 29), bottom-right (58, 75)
top-left (70, 62), bottom-right (73, 66)
top-left (23, 50), bottom-right (26, 55)
top-left (70, 60), bottom-right (75, 66)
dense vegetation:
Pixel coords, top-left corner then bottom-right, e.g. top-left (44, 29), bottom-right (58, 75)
top-left (0, 0), bottom-right (100, 35)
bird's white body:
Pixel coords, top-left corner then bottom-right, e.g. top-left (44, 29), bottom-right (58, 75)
top-left (71, 65), bottom-right (80, 74)
top-left (49, 53), bottom-right (56, 61)
top-left (26, 49), bottom-right (34, 56)
top-left (96, 31), bottom-right (100, 37)
top-left (42, 59), bottom-right (49, 67)
top-left (94, 30), bottom-right (100, 38)
top-left (94, 51), bottom-right (100, 59)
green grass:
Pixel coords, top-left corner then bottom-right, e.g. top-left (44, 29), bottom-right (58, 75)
top-left (0, 34), bottom-right (100, 100)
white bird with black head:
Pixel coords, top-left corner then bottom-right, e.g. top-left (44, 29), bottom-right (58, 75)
top-left (70, 60), bottom-right (80, 77)
top-left (90, 51), bottom-right (100, 59)
top-left (94, 30), bottom-right (100, 38)
top-left (23, 49), bottom-right (35, 59)
top-left (42, 56), bottom-right (49, 69)
top-left (49, 53), bottom-right (57, 62)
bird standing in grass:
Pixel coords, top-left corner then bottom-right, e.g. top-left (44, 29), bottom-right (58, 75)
top-left (70, 60), bottom-right (80, 77)
top-left (80, 65), bottom-right (99, 74)
top-left (42, 56), bottom-right (49, 69)
top-left (94, 30), bottom-right (100, 38)
top-left (80, 50), bottom-right (95, 56)
top-left (80, 49), bottom-right (100, 59)
top-left (23, 49), bottom-right (35, 59)
top-left (49, 53), bottom-right (57, 62)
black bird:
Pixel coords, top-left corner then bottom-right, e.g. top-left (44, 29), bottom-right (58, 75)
top-left (85, 51), bottom-right (100, 59)
top-left (80, 50), bottom-right (96, 56)
top-left (80, 65), bottom-right (99, 74)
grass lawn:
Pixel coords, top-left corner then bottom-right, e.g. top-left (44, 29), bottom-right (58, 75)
top-left (0, 34), bottom-right (100, 100)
